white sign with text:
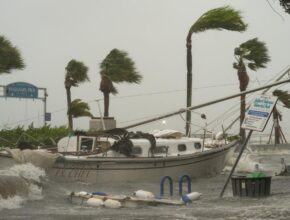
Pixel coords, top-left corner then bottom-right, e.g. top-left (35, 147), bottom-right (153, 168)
top-left (242, 94), bottom-right (278, 132)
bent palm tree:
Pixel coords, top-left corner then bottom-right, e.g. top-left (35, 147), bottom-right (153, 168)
top-left (233, 38), bottom-right (270, 142)
top-left (0, 35), bottom-right (25, 74)
top-left (279, 0), bottom-right (290, 14)
top-left (272, 90), bottom-right (290, 144)
top-left (186, 6), bottom-right (247, 136)
top-left (65, 60), bottom-right (89, 130)
top-left (68, 99), bottom-right (93, 118)
top-left (99, 49), bottom-right (142, 117)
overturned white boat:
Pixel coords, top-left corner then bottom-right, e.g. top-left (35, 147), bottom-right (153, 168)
top-left (47, 129), bottom-right (238, 183)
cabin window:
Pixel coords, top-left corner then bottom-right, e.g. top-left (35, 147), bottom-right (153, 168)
top-left (132, 146), bottom-right (142, 155)
top-left (178, 144), bottom-right (187, 152)
top-left (80, 138), bottom-right (94, 151)
top-left (153, 146), bottom-right (168, 154)
top-left (194, 142), bottom-right (201, 150)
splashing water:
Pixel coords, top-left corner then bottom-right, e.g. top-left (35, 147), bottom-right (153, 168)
top-left (0, 163), bottom-right (45, 210)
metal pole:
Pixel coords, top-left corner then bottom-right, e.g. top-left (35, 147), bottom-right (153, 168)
top-left (219, 130), bottom-right (253, 198)
top-left (43, 88), bottom-right (47, 126)
top-left (96, 99), bottom-right (106, 130)
top-left (202, 122), bottom-right (207, 152)
top-left (123, 79), bottom-right (290, 129)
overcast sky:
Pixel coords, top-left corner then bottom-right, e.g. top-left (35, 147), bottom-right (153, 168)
top-left (0, 0), bottom-right (290, 138)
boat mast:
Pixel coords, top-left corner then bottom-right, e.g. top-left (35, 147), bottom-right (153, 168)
top-left (123, 79), bottom-right (290, 130)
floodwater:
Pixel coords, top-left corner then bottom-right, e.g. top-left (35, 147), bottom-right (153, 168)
top-left (1, 148), bottom-right (290, 220)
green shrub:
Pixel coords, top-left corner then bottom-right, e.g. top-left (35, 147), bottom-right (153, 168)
top-left (0, 125), bottom-right (70, 149)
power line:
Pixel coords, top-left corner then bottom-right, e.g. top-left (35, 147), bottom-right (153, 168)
top-left (0, 75), bottom-right (287, 129)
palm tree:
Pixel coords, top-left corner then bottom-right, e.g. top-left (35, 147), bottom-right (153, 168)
top-left (68, 99), bottom-right (93, 118)
top-left (233, 38), bottom-right (270, 141)
top-left (0, 35), bottom-right (25, 74)
top-left (279, 0), bottom-right (290, 14)
top-left (99, 49), bottom-right (142, 117)
top-left (185, 6), bottom-right (247, 136)
top-left (272, 90), bottom-right (290, 144)
top-left (65, 59), bottom-right (89, 130)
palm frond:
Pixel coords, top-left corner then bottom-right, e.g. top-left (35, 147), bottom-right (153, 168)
top-left (234, 38), bottom-right (270, 71)
top-left (279, 0), bottom-right (290, 14)
top-left (100, 49), bottom-right (142, 84)
top-left (239, 38), bottom-right (271, 70)
top-left (190, 6), bottom-right (247, 34)
top-left (65, 59), bottom-right (89, 87)
top-left (0, 35), bottom-right (25, 74)
top-left (273, 90), bottom-right (290, 108)
top-left (68, 99), bottom-right (93, 118)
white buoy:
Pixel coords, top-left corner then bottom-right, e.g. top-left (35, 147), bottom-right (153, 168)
top-left (133, 190), bottom-right (155, 199)
top-left (104, 199), bottom-right (122, 208)
top-left (87, 198), bottom-right (104, 207)
top-left (181, 192), bottom-right (202, 203)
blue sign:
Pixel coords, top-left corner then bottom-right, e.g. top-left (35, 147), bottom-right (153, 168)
top-left (247, 110), bottom-right (269, 118)
top-left (5, 82), bottom-right (38, 99)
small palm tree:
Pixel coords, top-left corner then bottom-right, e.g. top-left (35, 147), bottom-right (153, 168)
top-left (99, 49), bottom-right (142, 117)
top-left (65, 60), bottom-right (89, 130)
top-left (68, 99), bottom-right (93, 118)
top-left (233, 38), bottom-right (270, 141)
top-left (0, 35), bottom-right (25, 74)
top-left (272, 90), bottom-right (290, 144)
top-left (185, 6), bottom-right (247, 136)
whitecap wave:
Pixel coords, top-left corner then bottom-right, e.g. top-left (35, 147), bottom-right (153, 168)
top-left (0, 163), bottom-right (45, 210)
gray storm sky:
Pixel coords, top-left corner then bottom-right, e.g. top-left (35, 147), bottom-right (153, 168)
top-left (0, 0), bottom-right (290, 137)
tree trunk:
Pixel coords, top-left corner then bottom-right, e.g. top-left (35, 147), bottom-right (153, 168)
top-left (273, 106), bottom-right (280, 144)
top-left (186, 34), bottom-right (192, 136)
top-left (240, 93), bottom-right (246, 142)
top-left (237, 63), bottom-right (249, 143)
top-left (65, 86), bottom-right (73, 130)
top-left (103, 92), bottom-right (110, 117)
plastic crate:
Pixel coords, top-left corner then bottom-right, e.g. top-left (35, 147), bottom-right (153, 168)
top-left (231, 176), bottom-right (271, 197)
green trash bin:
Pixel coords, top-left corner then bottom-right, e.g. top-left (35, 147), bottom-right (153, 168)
top-left (231, 175), bottom-right (271, 197)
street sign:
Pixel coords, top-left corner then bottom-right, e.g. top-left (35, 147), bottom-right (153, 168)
top-left (5, 82), bottom-right (38, 99)
top-left (242, 94), bottom-right (278, 132)
top-left (45, 112), bottom-right (51, 121)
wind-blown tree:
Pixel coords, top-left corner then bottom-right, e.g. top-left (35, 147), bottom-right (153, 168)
top-left (99, 49), bottom-right (142, 117)
top-left (233, 38), bottom-right (270, 141)
top-left (0, 35), bottom-right (25, 74)
top-left (185, 6), bottom-right (247, 136)
top-left (68, 99), bottom-right (93, 118)
top-left (272, 90), bottom-right (290, 144)
top-left (65, 60), bottom-right (89, 130)
top-left (279, 0), bottom-right (290, 14)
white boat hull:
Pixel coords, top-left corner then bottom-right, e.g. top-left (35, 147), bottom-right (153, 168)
top-left (47, 141), bottom-right (237, 183)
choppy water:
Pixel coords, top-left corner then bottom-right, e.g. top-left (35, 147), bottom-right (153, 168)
top-left (1, 148), bottom-right (290, 220)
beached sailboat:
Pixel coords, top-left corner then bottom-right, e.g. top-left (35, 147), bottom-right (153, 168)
top-left (46, 129), bottom-right (237, 183)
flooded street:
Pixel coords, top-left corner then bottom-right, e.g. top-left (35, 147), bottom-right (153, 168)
top-left (1, 149), bottom-right (290, 220)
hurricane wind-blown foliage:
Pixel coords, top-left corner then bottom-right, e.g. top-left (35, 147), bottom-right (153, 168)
top-left (0, 35), bottom-right (25, 74)
top-left (233, 38), bottom-right (270, 141)
top-left (185, 6), bottom-right (247, 135)
top-left (99, 49), bottom-right (142, 117)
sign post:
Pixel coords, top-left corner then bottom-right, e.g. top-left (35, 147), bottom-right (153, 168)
top-left (0, 82), bottom-right (48, 126)
top-left (220, 94), bottom-right (277, 198)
